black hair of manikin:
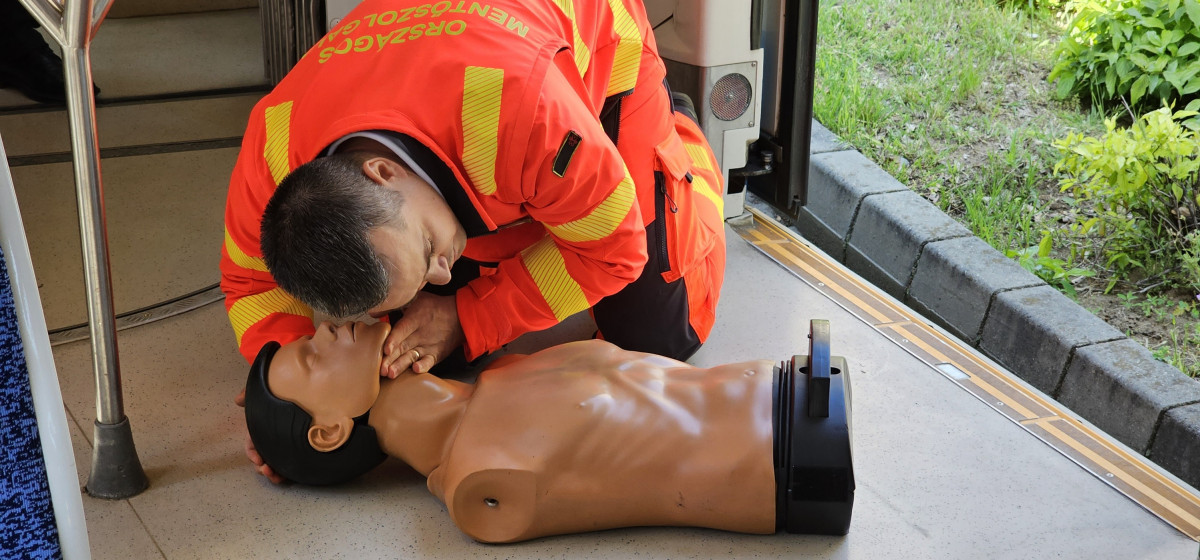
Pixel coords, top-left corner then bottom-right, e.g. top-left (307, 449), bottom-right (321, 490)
top-left (244, 341), bottom-right (387, 485)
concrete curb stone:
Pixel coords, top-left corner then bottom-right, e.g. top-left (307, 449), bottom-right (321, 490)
top-left (811, 120), bottom-right (851, 154)
top-left (1057, 339), bottom-right (1200, 453)
top-left (844, 190), bottom-right (971, 299)
top-left (796, 149), bottom-right (907, 261)
top-left (978, 285), bottom-right (1124, 395)
top-left (1150, 404), bottom-right (1200, 485)
top-left (905, 236), bottom-right (1042, 344)
top-left (789, 119), bottom-right (1200, 489)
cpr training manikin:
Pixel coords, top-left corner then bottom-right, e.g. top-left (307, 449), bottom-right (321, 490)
top-left (244, 320), bottom-right (854, 543)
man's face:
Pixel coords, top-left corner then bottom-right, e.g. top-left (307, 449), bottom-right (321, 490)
top-left (268, 320), bottom-right (392, 421)
top-left (365, 161), bottom-right (467, 318)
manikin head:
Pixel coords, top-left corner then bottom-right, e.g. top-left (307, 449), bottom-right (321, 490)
top-left (244, 320), bottom-right (393, 485)
top-left (259, 143), bottom-right (467, 320)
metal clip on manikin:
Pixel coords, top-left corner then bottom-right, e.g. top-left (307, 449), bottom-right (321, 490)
top-left (774, 319), bottom-right (855, 535)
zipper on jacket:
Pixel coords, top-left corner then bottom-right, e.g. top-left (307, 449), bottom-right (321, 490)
top-left (654, 171), bottom-right (674, 273)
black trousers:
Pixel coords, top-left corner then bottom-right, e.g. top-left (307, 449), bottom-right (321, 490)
top-left (1, 1), bottom-right (40, 35)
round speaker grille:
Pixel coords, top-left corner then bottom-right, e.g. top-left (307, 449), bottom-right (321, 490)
top-left (710, 73), bottom-right (752, 121)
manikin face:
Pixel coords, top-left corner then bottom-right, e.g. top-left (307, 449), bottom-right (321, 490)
top-left (362, 157), bottom-right (467, 319)
top-left (268, 320), bottom-right (393, 426)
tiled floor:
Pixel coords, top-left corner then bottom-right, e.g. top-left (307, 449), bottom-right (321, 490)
top-left (3, 5), bottom-right (1198, 560)
top-left (33, 230), bottom-right (1197, 559)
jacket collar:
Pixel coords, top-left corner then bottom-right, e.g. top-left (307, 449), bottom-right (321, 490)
top-left (324, 129), bottom-right (493, 239)
top-left (386, 132), bottom-right (492, 239)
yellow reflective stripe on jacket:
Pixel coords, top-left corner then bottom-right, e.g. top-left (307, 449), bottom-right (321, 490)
top-left (546, 172), bottom-right (635, 242)
top-left (224, 228), bottom-right (269, 272)
top-left (228, 287), bottom-right (312, 346)
top-left (521, 236), bottom-right (589, 321)
top-left (683, 143), bottom-right (713, 171)
top-left (263, 101), bottom-right (293, 185)
top-left (683, 142), bottom-right (724, 215)
top-left (552, 0), bottom-right (591, 78)
top-left (689, 173), bottom-right (724, 216)
top-left (605, 0), bottom-right (642, 96)
top-left (461, 66), bottom-right (504, 196)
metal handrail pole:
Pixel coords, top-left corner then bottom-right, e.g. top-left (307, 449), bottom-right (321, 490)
top-left (61, 0), bottom-right (122, 427)
top-left (89, 0), bottom-right (112, 41)
top-left (16, 0), bottom-right (65, 47)
top-left (60, 0), bottom-right (148, 499)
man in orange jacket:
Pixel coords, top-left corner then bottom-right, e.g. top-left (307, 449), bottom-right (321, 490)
top-left (222, 0), bottom-right (727, 384)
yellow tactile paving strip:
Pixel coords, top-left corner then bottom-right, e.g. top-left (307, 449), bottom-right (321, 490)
top-left (732, 206), bottom-right (1200, 541)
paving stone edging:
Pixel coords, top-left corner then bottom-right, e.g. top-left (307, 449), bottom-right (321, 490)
top-left (789, 120), bottom-right (1200, 489)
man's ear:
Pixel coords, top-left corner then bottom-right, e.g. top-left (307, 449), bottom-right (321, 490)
top-left (362, 156), bottom-right (408, 186)
top-left (307, 418), bottom-right (354, 452)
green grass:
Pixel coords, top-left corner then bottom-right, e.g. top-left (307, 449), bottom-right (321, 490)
top-left (1118, 294), bottom-right (1200, 378)
top-left (813, 0), bottom-right (1105, 255)
top-left (812, 0), bottom-right (1199, 375)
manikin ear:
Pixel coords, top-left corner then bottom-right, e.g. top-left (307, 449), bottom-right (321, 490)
top-left (362, 156), bottom-right (409, 187)
top-left (307, 418), bottom-right (354, 452)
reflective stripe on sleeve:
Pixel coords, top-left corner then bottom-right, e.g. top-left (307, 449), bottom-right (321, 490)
top-left (263, 101), bottom-right (294, 185)
top-left (605, 0), bottom-right (642, 96)
top-left (461, 66), bottom-right (504, 196)
top-left (683, 143), bottom-right (713, 171)
top-left (546, 172), bottom-right (635, 243)
top-left (224, 228), bottom-right (268, 272)
top-left (689, 173), bottom-right (724, 216)
top-left (552, 0), bottom-right (592, 78)
top-left (521, 236), bottom-right (590, 322)
top-left (228, 287), bottom-right (312, 346)
top-left (683, 142), bottom-right (725, 215)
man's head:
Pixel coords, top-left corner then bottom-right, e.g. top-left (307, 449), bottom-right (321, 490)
top-left (243, 320), bottom-right (392, 485)
top-left (260, 147), bottom-right (466, 318)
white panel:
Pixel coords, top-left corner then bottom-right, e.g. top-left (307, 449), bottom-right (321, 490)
top-left (0, 136), bottom-right (92, 559)
top-left (653, 0), bottom-right (755, 67)
top-left (324, 0), bottom-right (363, 30)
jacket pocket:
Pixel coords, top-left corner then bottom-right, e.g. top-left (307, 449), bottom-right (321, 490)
top-left (652, 122), bottom-right (722, 283)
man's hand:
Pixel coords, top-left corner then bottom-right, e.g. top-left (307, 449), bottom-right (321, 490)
top-left (380, 292), bottom-right (464, 378)
top-left (234, 388), bottom-right (286, 484)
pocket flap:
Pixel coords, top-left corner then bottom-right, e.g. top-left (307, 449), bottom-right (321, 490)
top-left (654, 128), bottom-right (691, 181)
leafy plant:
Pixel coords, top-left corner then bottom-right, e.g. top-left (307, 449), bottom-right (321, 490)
top-left (1007, 231), bottom-right (1096, 297)
top-left (1049, 0), bottom-right (1200, 119)
top-left (998, 0), bottom-right (1065, 13)
top-left (1055, 106), bottom-right (1200, 292)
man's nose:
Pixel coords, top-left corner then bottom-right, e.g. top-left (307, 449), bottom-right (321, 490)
top-left (427, 256), bottom-right (452, 285)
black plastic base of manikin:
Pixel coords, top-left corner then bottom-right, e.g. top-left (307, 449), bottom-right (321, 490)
top-left (772, 319), bottom-right (855, 535)
top-left (86, 417), bottom-right (149, 499)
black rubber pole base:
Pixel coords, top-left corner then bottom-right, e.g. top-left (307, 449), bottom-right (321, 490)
top-left (86, 418), bottom-right (149, 499)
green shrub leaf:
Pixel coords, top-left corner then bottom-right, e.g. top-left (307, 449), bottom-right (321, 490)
top-left (1185, 75), bottom-right (1200, 94)
top-left (1187, 0), bottom-right (1200, 27)
top-left (1132, 74), bottom-right (1150, 103)
top-left (1165, 65), bottom-right (1200, 89)
top-left (1055, 107), bottom-right (1200, 291)
top-left (1058, 72), bottom-right (1078, 97)
top-left (1052, 0), bottom-right (1200, 111)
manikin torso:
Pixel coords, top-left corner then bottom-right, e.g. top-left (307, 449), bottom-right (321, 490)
top-left (367, 339), bottom-right (777, 543)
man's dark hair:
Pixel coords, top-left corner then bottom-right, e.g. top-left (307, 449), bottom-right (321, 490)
top-left (244, 341), bottom-right (387, 485)
top-left (260, 153), bottom-right (405, 317)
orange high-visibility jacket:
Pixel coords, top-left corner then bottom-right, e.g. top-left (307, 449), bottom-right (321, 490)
top-left (221, 0), bottom-right (726, 362)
